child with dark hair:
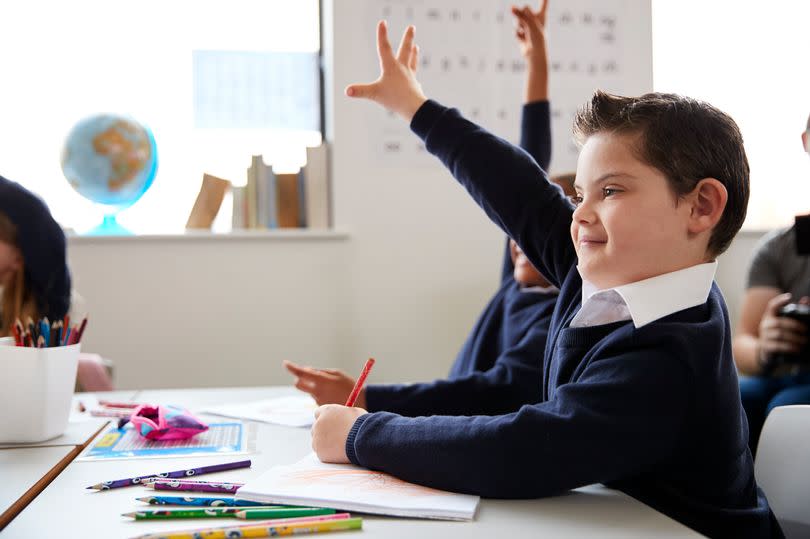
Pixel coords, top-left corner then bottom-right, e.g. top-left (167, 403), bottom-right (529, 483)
top-left (0, 175), bottom-right (71, 335)
top-left (307, 11), bottom-right (781, 539)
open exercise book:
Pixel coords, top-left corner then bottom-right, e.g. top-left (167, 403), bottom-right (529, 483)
top-left (236, 453), bottom-right (479, 521)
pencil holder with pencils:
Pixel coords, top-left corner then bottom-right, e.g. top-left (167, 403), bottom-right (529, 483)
top-left (0, 342), bottom-right (81, 443)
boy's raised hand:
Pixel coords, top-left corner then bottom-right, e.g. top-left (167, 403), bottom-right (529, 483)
top-left (345, 21), bottom-right (428, 122)
top-left (283, 360), bottom-right (365, 408)
top-left (311, 404), bottom-right (368, 464)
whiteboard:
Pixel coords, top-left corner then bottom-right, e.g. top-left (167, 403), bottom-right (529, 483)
top-left (338, 0), bottom-right (652, 175)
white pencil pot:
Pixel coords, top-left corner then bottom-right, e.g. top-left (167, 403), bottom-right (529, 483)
top-left (0, 343), bottom-right (81, 443)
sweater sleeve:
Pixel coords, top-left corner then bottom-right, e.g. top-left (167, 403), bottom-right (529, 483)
top-left (412, 100), bottom-right (575, 289)
top-left (346, 345), bottom-right (689, 498)
top-left (501, 100), bottom-right (553, 283)
top-left (363, 318), bottom-right (548, 417)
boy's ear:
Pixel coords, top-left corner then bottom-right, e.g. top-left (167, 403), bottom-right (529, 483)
top-left (686, 178), bottom-right (728, 235)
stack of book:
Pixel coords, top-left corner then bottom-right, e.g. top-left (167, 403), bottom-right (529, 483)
top-left (232, 143), bottom-right (331, 230)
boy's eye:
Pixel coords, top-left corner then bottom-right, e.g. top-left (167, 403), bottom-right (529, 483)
top-left (603, 187), bottom-right (620, 197)
top-left (569, 194), bottom-right (583, 206)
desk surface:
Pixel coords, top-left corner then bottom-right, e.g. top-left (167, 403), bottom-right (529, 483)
top-left (2, 387), bottom-right (703, 538)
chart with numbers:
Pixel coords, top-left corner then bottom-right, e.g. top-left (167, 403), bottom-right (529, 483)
top-left (359, 0), bottom-right (652, 173)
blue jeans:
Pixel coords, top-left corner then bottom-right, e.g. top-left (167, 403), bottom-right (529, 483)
top-left (739, 372), bottom-right (810, 455)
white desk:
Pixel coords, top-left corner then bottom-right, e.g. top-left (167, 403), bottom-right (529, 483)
top-left (2, 387), bottom-right (703, 538)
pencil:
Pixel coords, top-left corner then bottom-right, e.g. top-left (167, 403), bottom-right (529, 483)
top-left (235, 508), bottom-right (336, 520)
top-left (344, 358), bottom-right (375, 407)
top-left (123, 506), bottom-right (283, 520)
top-left (127, 514), bottom-right (357, 539)
top-left (136, 496), bottom-right (273, 507)
top-left (87, 460), bottom-right (252, 490)
top-left (74, 315), bottom-right (88, 343)
top-left (146, 479), bottom-right (244, 494)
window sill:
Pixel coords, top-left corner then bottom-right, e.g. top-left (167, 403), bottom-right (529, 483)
top-left (66, 229), bottom-right (349, 244)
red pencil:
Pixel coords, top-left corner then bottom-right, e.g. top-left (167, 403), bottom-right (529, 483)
top-left (345, 358), bottom-right (375, 407)
top-left (74, 316), bottom-right (88, 343)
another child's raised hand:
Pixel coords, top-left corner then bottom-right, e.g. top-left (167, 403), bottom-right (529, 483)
top-left (283, 360), bottom-right (364, 407)
top-left (512, 2), bottom-right (548, 64)
top-left (345, 21), bottom-right (427, 122)
top-left (311, 404), bottom-right (368, 464)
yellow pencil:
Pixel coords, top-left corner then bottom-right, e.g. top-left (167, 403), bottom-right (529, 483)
top-left (128, 515), bottom-right (361, 539)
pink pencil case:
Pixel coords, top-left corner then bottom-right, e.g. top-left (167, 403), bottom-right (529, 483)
top-left (128, 404), bottom-right (208, 441)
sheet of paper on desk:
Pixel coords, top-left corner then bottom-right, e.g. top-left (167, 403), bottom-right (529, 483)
top-left (236, 453), bottom-right (480, 521)
top-left (76, 422), bottom-right (256, 461)
top-left (200, 395), bottom-right (317, 427)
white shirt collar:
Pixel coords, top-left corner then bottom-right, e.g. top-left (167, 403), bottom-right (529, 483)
top-left (572, 261), bottom-right (717, 329)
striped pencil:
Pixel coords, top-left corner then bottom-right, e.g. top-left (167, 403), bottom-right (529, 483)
top-left (136, 496), bottom-right (271, 507)
top-left (128, 515), bottom-right (360, 539)
top-left (87, 460), bottom-right (251, 490)
top-left (146, 479), bottom-right (245, 494)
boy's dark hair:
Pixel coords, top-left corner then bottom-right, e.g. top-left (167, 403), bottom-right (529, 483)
top-left (573, 91), bottom-right (749, 256)
top-left (806, 111), bottom-right (810, 131)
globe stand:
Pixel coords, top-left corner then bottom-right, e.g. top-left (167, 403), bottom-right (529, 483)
top-left (86, 214), bottom-right (132, 236)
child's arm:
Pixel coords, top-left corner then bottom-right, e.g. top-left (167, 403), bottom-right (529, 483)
top-left (348, 22), bottom-right (575, 287)
top-left (313, 333), bottom-right (692, 497)
top-left (285, 311), bottom-right (550, 417)
top-left (502, 2), bottom-right (552, 282)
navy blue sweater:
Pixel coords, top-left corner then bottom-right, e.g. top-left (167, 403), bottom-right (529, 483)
top-left (364, 101), bottom-right (556, 416)
top-left (347, 101), bottom-right (780, 539)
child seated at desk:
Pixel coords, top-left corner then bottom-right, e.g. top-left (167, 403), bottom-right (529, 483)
top-left (0, 175), bottom-right (72, 335)
top-left (306, 11), bottom-right (782, 539)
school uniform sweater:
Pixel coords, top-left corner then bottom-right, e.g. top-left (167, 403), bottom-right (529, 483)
top-left (364, 101), bottom-right (556, 417)
top-left (346, 101), bottom-right (780, 539)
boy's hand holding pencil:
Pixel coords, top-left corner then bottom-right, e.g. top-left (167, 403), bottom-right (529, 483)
top-left (345, 21), bottom-right (427, 122)
top-left (310, 358), bottom-right (375, 464)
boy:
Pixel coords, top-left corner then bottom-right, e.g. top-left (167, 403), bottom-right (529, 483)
top-left (311, 14), bottom-right (781, 539)
top-left (285, 2), bottom-right (564, 414)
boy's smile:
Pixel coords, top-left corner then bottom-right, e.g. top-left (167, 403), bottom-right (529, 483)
top-left (571, 132), bottom-right (705, 290)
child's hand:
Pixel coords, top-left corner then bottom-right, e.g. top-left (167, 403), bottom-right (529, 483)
top-left (512, 2), bottom-right (548, 66)
top-left (345, 21), bottom-right (427, 122)
top-left (311, 404), bottom-right (368, 464)
top-left (283, 360), bottom-right (365, 407)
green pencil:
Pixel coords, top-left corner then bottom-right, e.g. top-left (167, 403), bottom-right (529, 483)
top-left (122, 507), bottom-right (282, 520)
top-left (235, 507), bottom-right (336, 520)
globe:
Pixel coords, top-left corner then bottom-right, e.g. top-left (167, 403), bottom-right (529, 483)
top-left (61, 114), bottom-right (158, 235)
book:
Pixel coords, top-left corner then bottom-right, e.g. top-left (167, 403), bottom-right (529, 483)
top-left (245, 156), bottom-right (259, 228)
top-left (303, 144), bottom-right (331, 229)
top-left (275, 171), bottom-right (301, 228)
top-left (186, 173), bottom-right (230, 229)
top-left (235, 453), bottom-right (480, 521)
top-left (231, 186), bottom-right (246, 229)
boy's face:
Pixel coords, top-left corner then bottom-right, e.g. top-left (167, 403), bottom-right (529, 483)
top-left (571, 132), bottom-right (698, 290)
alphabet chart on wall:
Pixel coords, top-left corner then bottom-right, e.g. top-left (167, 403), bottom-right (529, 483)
top-left (358, 0), bottom-right (652, 174)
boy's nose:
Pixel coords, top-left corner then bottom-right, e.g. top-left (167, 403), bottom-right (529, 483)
top-left (572, 199), bottom-right (596, 224)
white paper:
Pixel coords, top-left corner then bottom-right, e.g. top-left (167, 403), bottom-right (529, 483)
top-left (236, 453), bottom-right (479, 521)
top-left (200, 395), bottom-right (317, 428)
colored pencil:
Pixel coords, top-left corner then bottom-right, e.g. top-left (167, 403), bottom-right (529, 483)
top-left (40, 319), bottom-right (50, 347)
top-left (235, 508), bottom-right (335, 520)
top-left (89, 408), bottom-right (133, 419)
top-left (128, 515), bottom-right (360, 539)
top-left (86, 459), bottom-right (252, 490)
top-left (344, 358), bottom-right (375, 407)
top-left (136, 496), bottom-right (273, 507)
top-left (123, 506), bottom-right (286, 520)
top-left (98, 400), bottom-right (142, 408)
top-left (74, 315), bottom-right (88, 343)
top-left (146, 479), bottom-right (245, 494)
top-left (10, 322), bottom-right (22, 346)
